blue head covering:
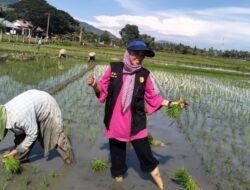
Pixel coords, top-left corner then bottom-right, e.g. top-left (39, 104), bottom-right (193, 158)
top-left (127, 39), bottom-right (155, 57)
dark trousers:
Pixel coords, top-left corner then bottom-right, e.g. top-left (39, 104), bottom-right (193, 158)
top-left (109, 137), bottom-right (159, 177)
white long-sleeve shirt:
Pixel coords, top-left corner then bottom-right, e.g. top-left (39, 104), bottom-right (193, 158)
top-left (5, 89), bottom-right (60, 153)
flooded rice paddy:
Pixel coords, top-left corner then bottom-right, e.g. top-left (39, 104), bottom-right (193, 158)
top-left (0, 63), bottom-right (249, 190)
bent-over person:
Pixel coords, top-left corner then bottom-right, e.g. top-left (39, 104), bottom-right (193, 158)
top-left (0, 89), bottom-right (74, 164)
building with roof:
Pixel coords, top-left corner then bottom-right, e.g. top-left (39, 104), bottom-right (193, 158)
top-left (0, 18), bottom-right (20, 35)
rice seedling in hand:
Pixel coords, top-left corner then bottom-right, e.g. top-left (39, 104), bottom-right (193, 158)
top-left (173, 168), bottom-right (200, 190)
top-left (166, 103), bottom-right (181, 119)
top-left (91, 159), bottom-right (108, 172)
top-left (2, 157), bottom-right (21, 174)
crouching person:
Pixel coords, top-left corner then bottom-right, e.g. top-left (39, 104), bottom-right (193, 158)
top-left (88, 52), bottom-right (96, 62)
top-left (0, 89), bottom-right (75, 165)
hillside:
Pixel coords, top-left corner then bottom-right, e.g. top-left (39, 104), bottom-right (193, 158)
top-left (0, 0), bottom-right (19, 5)
top-left (3, 0), bottom-right (78, 35)
top-left (77, 19), bottom-right (118, 40)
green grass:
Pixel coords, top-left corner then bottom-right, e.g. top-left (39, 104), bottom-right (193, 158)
top-left (0, 41), bottom-right (249, 82)
top-left (173, 168), bottom-right (200, 190)
top-left (1, 41), bottom-right (250, 74)
top-left (91, 159), bottom-right (108, 172)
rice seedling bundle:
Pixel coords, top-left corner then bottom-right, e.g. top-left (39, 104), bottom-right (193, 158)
top-left (91, 159), bottom-right (108, 172)
top-left (166, 104), bottom-right (181, 119)
top-left (147, 133), bottom-right (165, 147)
top-left (173, 168), bottom-right (200, 190)
top-left (2, 157), bottom-right (21, 174)
top-left (148, 133), bottom-right (154, 144)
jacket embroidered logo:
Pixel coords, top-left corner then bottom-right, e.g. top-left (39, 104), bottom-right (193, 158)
top-left (111, 72), bottom-right (118, 78)
top-left (139, 77), bottom-right (144, 83)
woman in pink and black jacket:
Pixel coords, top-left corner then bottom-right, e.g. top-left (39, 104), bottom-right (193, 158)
top-left (87, 39), bottom-right (187, 190)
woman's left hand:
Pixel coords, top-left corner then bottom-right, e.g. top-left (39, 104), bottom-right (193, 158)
top-left (179, 98), bottom-right (188, 109)
top-left (3, 149), bottom-right (17, 158)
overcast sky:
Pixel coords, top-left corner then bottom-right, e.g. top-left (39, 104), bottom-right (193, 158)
top-left (47, 0), bottom-right (250, 51)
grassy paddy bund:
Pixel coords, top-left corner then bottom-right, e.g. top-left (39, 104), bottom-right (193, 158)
top-left (0, 41), bottom-right (250, 190)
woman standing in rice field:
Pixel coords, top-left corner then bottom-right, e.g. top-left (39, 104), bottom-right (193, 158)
top-left (87, 39), bottom-right (187, 190)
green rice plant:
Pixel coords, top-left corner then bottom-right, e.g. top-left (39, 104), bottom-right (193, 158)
top-left (87, 118), bottom-right (91, 129)
top-left (205, 135), bottom-right (212, 151)
top-left (91, 159), bottom-right (108, 172)
top-left (32, 166), bottom-right (40, 174)
top-left (64, 121), bottom-right (72, 138)
top-left (3, 173), bottom-right (13, 182)
top-left (22, 176), bottom-right (31, 186)
top-left (147, 133), bottom-right (165, 147)
top-left (76, 124), bottom-right (84, 144)
top-left (2, 157), bottom-right (21, 174)
top-left (148, 133), bottom-right (154, 144)
top-left (89, 128), bottom-right (97, 145)
top-left (166, 104), bottom-right (181, 119)
top-left (184, 109), bottom-right (191, 127)
top-left (40, 176), bottom-right (49, 188)
top-left (151, 139), bottom-right (163, 146)
top-left (49, 170), bottom-right (58, 178)
top-left (0, 183), bottom-right (7, 190)
top-left (173, 168), bottom-right (200, 190)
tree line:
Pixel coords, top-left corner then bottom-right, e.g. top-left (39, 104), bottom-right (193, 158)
top-left (118, 24), bottom-right (250, 60)
top-left (0, 0), bottom-right (249, 59)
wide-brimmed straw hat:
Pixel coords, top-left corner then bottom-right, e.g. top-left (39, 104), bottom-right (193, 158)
top-left (127, 39), bottom-right (155, 57)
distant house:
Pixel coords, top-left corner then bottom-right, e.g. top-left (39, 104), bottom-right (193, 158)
top-left (33, 26), bottom-right (45, 37)
top-left (0, 18), bottom-right (20, 35)
top-left (13, 19), bottom-right (33, 36)
top-left (12, 20), bottom-right (45, 37)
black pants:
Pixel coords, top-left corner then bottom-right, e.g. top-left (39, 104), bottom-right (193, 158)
top-left (109, 137), bottom-right (159, 177)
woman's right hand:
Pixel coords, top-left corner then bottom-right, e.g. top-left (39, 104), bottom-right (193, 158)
top-left (87, 75), bottom-right (96, 87)
top-left (87, 69), bottom-right (96, 87)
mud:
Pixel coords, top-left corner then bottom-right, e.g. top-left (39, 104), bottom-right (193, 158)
top-left (0, 111), bottom-right (215, 190)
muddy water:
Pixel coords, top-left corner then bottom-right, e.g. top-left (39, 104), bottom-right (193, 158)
top-left (0, 111), bottom-right (215, 190)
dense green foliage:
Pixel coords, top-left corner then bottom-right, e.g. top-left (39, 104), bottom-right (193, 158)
top-left (119, 24), bottom-right (140, 45)
top-left (100, 31), bottom-right (111, 44)
top-left (155, 43), bottom-right (250, 60)
top-left (119, 24), bottom-right (155, 48)
top-left (4, 0), bottom-right (79, 35)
